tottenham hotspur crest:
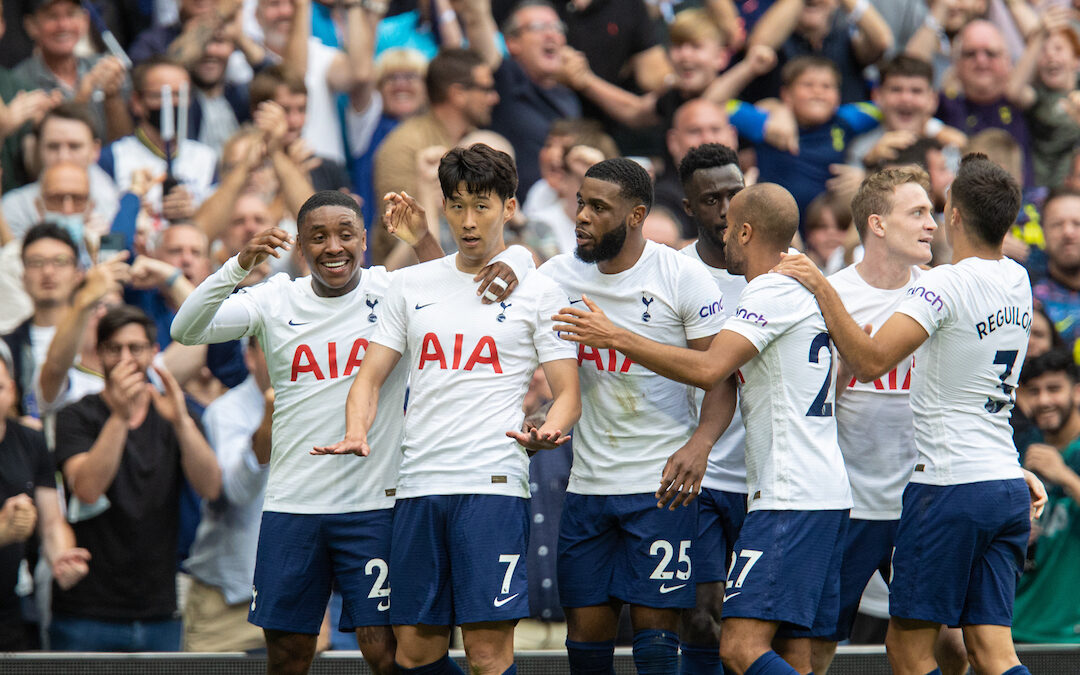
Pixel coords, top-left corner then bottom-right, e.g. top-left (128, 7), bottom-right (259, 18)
top-left (497, 301), bottom-right (511, 322)
top-left (366, 297), bottom-right (379, 323)
top-left (641, 294), bottom-right (654, 322)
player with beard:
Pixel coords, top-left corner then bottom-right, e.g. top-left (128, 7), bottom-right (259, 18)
top-left (673, 143), bottom-right (748, 675)
top-left (538, 158), bottom-right (731, 675)
top-left (171, 189), bottom-right (528, 675)
top-left (556, 183), bottom-right (853, 675)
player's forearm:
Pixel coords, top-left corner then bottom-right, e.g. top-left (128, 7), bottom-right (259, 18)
top-left (67, 415), bottom-right (129, 504)
top-left (813, 282), bottom-right (893, 381)
top-left (344, 376), bottom-right (381, 440)
top-left (171, 257), bottom-right (253, 345)
top-left (692, 375), bottom-right (736, 448)
top-left (251, 392), bottom-right (274, 466)
top-left (411, 230), bottom-right (445, 264)
top-left (609, 330), bottom-right (721, 390)
top-left (176, 416), bottom-right (223, 501)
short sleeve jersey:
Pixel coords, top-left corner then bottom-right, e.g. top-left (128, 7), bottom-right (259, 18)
top-left (373, 254), bottom-right (575, 499)
top-left (680, 243), bottom-right (748, 494)
top-left (230, 262), bottom-right (408, 513)
top-left (829, 264), bottom-right (921, 519)
top-left (722, 273), bottom-right (853, 512)
top-left (539, 241), bottom-right (726, 495)
top-left (895, 257), bottom-right (1031, 486)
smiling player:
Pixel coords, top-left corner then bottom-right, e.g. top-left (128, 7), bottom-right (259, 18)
top-left (170, 189), bottom-right (529, 675)
top-left (316, 144), bottom-right (580, 675)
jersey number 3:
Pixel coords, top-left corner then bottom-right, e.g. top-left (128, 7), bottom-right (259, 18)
top-left (807, 332), bottom-right (834, 417)
top-left (984, 349), bottom-right (1019, 414)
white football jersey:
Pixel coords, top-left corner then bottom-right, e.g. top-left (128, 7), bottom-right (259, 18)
top-left (539, 241), bottom-right (727, 495)
top-left (723, 273), bottom-right (853, 512)
top-left (895, 257), bottom-right (1030, 486)
top-left (681, 243), bottom-right (748, 494)
top-left (830, 264), bottom-right (921, 520)
top-left (373, 254), bottom-right (575, 500)
top-left (171, 256), bottom-right (407, 514)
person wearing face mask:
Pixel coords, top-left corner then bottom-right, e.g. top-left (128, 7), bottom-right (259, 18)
top-left (2, 103), bottom-right (120, 241)
top-left (98, 56), bottom-right (218, 229)
top-left (34, 162), bottom-right (94, 258)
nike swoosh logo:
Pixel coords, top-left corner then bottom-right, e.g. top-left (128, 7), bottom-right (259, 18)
top-left (415, 302), bottom-right (437, 310)
top-left (493, 593), bottom-right (520, 607)
top-left (659, 584), bottom-right (687, 594)
top-left (288, 320), bottom-right (309, 326)
top-left (722, 592), bottom-right (741, 602)
top-left (569, 298), bottom-right (583, 304)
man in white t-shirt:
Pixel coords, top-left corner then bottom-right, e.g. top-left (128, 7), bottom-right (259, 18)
top-left (556, 182), bottom-right (853, 675)
top-left (672, 143), bottom-right (748, 675)
top-left (539, 158), bottom-right (729, 675)
top-left (774, 154), bottom-right (1045, 675)
top-left (171, 187), bottom-right (527, 675)
top-left (317, 144), bottom-right (580, 675)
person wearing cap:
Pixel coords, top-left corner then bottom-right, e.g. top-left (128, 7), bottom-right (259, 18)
top-left (12, 0), bottom-right (132, 142)
top-left (0, 340), bottom-right (90, 650)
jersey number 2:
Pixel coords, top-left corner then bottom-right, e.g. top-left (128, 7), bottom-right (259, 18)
top-left (806, 332), bottom-right (834, 417)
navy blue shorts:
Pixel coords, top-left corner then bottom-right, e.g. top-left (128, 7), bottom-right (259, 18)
top-left (389, 494), bottom-right (530, 626)
top-left (695, 489), bottom-right (747, 584)
top-left (558, 493), bottom-right (698, 609)
top-left (722, 509), bottom-right (848, 636)
top-left (890, 479), bottom-right (1030, 627)
top-left (249, 510), bottom-right (392, 634)
top-left (822, 518), bottom-right (898, 641)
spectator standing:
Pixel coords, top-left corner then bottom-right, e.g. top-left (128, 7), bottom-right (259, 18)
top-left (182, 337), bottom-right (272, 652)
top-left (1033, 188), bottom-right (1080, 347)
top-left (461, 0), bottom-right (582, 201)
top-left (1014, 349), bottom-right (1080, 644)
top-left (13, 0), bottom-right (132, 142)
top-left (0, 341), bottom-right (89, 651)
top-left (2, 103), bottom-right (120, 240)
top-left (2, 224), bottom-right (82, 420)
top-left (372, 48), bottom-right (499, 263)
top-left (50, 305), bottom-right (221, 652)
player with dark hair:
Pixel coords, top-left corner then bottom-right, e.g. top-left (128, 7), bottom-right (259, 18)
top-left (171, 187), bottom-right (530, 675)
top-left (673, 143), bottom-right (748, 675)
top-left (539, 157), bottom-right (730, 674)
top-left (555, 182), bottom-right (854, 675)
top-left (771, 153), bottom-right (1047, 675)
top-left (318, 144), bottom-right (580, 675)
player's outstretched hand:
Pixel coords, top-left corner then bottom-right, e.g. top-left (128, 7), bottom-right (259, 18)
top-left (772, 252), bottom-right (827, 294)
top-left (507, 423), bottom-right (570, 452)
top-left (383, 191), bottom-right (427, 246)
top-left (1021, 467), bottom-right (1048, 520)
top-left (239, 227), bottom-right (292, 271)
top-left (655, 441), bottom-right (710, 510)
top-left (475, 261), bottom-right (518, 304)
top-left (311, 436), bottom-right (370, 457)
top-left (552, 295), bottom-right (622, 348)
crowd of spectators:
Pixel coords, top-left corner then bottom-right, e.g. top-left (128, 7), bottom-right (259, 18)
top-left (0, 0), bottom-right (1078, 655)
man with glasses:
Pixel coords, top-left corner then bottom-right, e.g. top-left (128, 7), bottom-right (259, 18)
top-left (50, 305), bottom-right (221, 652)
top-left (459, 0), bottom-right (582, 201)
top-left (937, 20), bottom-right (1033, 187)
top-left (372, 48), bottom-right (500, 263)
top-left (2, 224), bottom-right (83, 422)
